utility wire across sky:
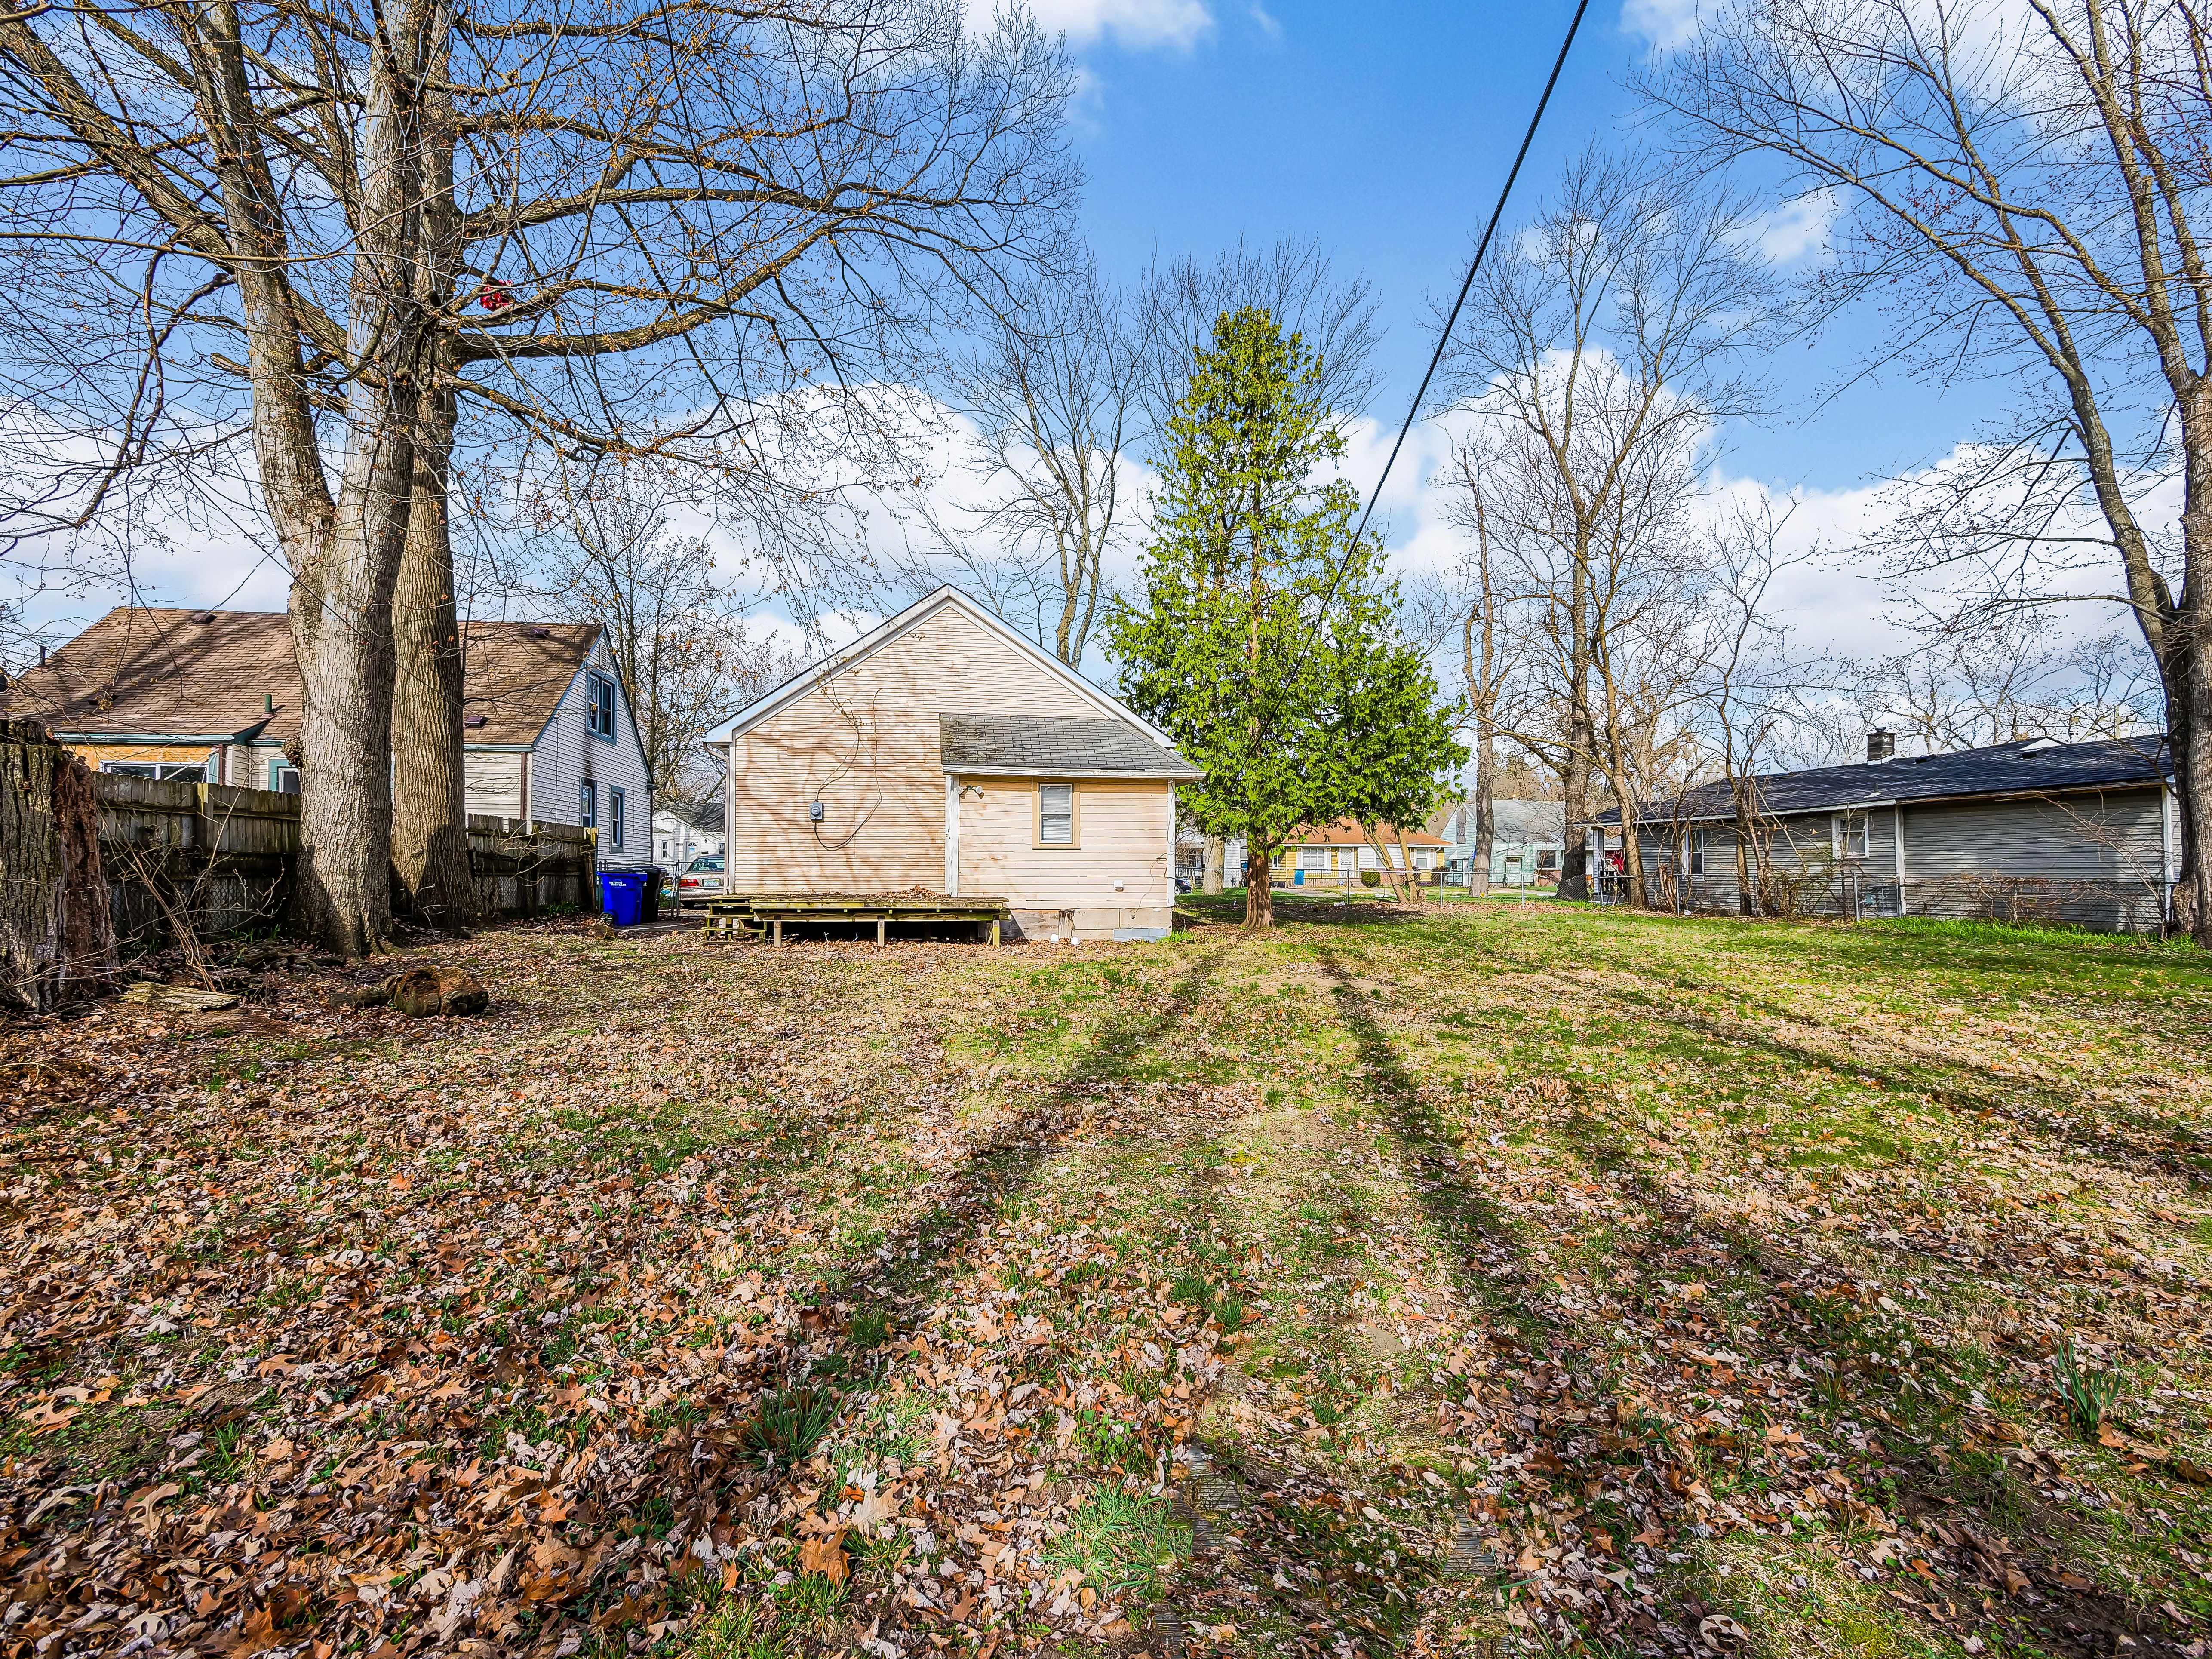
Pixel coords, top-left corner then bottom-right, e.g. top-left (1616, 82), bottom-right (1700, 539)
top-left (1313, 0), bottom-right (1593, 624)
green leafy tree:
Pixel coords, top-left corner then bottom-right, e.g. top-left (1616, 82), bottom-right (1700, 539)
top-left (1330, 620), bottom-right (1469, 904)
top-left (1111, 307), bottom-right (1461, 928)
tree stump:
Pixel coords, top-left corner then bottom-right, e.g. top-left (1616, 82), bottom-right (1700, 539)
top-left (0, 719), bottom-right (119, 1011)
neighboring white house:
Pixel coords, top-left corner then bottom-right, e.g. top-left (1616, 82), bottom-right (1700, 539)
top-left (452, 621), bottom-right (653, 866)
top-left (654, 796), bottom-right (726, 866)
top-left (5, 606), bottom-right (652, 866)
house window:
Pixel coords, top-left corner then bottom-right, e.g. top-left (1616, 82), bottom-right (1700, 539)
top-left (585, 673), bottom-right (618, 741)
top-left (610, 786), bottom-right (626, 851)
top-left (1358, 843), bottom-right (1379, 870)
top-left (1413, 847), bottom-right (1435, 871)
top-left (1536, 848), bottom-right (1559, 872)
top-left (1687, 827), bottom-right (1706, 877)
top-left (1037, 783), bottom-right (1075, 846)
top-left (1298, 846), bottom-right (1328, 871)
top-left (1386, 843), bottom-right (1406, 869)
top-left (104, 760), bottom-right (206, 781)
top-left (1834, 812), bottom-right (1868, 860)
top-left (267, 758), bottom-right (299, 794)
top-left (579, 779), bottom-right (597, 829)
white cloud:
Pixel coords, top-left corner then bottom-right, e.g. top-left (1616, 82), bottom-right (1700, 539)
top-left (1620, 0), bottom-right (1706, 52)
top-left (1247, 3), bottom-right (1281, 41)
top-left (1743, 190), bottom-right (1841, 265)
top-left (1018, 0), bottom-right (1213, 50)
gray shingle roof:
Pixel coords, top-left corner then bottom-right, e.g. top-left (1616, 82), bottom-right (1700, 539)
top-left (940, 713), bottom-right (1203, 779)
top-left (1587, 734), bottom-right (2170, 826)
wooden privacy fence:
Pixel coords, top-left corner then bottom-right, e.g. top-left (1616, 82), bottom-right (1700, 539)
top-left (96, 772), bottom-right (300, 949)
top-left (92, 780), bottom-right (600, 952)
top-left (3, 719), bottom-right (603, 1007)
top-left (462, 814), bottom-right (598, 916)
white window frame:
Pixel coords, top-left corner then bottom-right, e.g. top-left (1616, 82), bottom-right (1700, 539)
top-left (1687, 827), bottom-right (1706, 877)
top-left (579, 779), bottom-right (597, 829)
top-left (1297, 845), bottom-right (1328, 871)
top-left (1035, 781), bottom-right (1078, 848)
top-left (1833, 811), bottom-right (1868, 860)
top-left (610, 786), bottom-right (626, 851)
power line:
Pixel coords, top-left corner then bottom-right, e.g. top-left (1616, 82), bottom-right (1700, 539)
top-left (1319, 0), bottom-right (1593, 619)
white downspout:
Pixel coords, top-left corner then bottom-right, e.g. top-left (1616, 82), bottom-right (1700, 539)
top-left (944, 774), bottom-right (959, 897)
top-left (1894, 805), bottom-right (1906, 916)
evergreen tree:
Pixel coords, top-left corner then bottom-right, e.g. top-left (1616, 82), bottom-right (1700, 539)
top-left (1110, 307), bottom-right (1462, 928)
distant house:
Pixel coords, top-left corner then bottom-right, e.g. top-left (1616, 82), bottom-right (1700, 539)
top-left (1, 605), bottom-right (653, 865)
top-left (1581, 732), bottom-right (2176, 931)
top-left (654, 796), bottom-right (726, 867)
top-left (1270, 818), bottom-right (1448, 888)
top-left (713, 586), bottom-right (1201, 941)
top-left (1438, 799), bottom-right (1567, 888)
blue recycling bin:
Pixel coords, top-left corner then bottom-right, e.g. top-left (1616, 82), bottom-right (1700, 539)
top-left (598, 870), bottom-right (646, 927)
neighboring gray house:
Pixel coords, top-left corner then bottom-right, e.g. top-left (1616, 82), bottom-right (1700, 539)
top-left (1582, 732), bottom-right (2176, 932)
top-left (1441, 799), bottom-right (1567, 888)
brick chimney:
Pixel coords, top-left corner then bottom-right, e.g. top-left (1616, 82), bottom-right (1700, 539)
top-left (1866, 729), bottom-right (1895, 763)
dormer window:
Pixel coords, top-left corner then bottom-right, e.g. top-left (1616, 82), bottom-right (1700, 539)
top-left (585, 672), bottom-right (618, 741)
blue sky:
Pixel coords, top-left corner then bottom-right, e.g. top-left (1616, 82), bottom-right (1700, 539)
top-left (1055, 0), bottom-right (1990, 500)
top-left (15, 0), bottom-right (2032, 667)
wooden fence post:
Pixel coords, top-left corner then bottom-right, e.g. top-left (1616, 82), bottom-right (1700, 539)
top-left (0, 719), bottom-right (118, 1011)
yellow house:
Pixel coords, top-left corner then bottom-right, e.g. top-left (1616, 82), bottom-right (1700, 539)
top-left (716, 587), bottom-right (1201, 942)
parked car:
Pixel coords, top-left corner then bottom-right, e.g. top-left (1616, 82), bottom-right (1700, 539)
top-left (675, 853), bottom-right (725, 906)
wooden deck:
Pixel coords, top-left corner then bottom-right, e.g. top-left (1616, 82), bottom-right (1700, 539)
top-left (704, 892), bottom-right (1011, 946)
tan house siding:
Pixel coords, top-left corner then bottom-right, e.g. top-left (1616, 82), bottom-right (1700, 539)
top-left (726, 604), bottom-right (1107, 897)
top-left (954, 775), bottom-right (1174, 931)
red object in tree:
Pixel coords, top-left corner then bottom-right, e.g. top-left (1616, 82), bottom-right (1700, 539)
top-left (477, 277), bottom-right (514, 312)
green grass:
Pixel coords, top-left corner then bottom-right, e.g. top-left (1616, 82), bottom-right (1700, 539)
top-left (1047, 1486), bottom-right (1189, 1600)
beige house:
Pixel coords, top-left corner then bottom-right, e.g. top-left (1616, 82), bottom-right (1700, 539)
top-left (716, 587), bottom-right (1200, 941)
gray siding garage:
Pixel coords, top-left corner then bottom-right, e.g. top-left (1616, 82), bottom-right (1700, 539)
top-left (1585, 735), bottom-right (2175, 934)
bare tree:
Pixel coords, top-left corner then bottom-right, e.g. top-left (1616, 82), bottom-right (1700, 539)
top-left (531, 474), bottom-right (803, 805)
top-left (1438, 147), bottom-right (1776, 902)
top-left (0, 0), bottom-right (1075, 954)
top-left (892, 259), bottom-right (1138, 667)
top-left (1645, 0), bottom-right (2212, 940)
top-left (1686, 497), bottom-right (1812, 912)
top-left (1132, 233), bottom-right (1384, 442)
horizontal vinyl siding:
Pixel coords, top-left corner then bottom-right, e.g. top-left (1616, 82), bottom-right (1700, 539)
top-left (956, 775), bottom-right (1173, 916)
top-left (525, 638), bottom-right (652, 862)
top-left (727, 605), bottom-right (1105, 895)
top-left (464, 750), bottom-right (523, 818)
top-left (1902, 792), bottom-right (2163, 880)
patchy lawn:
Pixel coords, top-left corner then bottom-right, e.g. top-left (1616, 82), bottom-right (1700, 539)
top-left (3, 902), bottom-right (2210, 1659)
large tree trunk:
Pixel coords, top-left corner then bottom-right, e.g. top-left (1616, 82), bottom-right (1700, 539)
top-left (2171, 645), bottom-right (2208, 943)
top-left (1734, 799), bottom-right (1757, 917)
top-left (389, 46), bottom-right (475, 932)
top-left (1242, 845), bottom-right (1275, 930)
top-left (203, 0), bottom-right (433, 958)
top-left (0, 720), bottom-right (117, 1011)
top-left (1471, 741), bottom-right (1494, 897)
top-left (1556, 746), bottom-right (1592, 900)
top-left (1619, 808), bottom-right (1646, 909)
top-left (390, 386), bottom-right (479, 929)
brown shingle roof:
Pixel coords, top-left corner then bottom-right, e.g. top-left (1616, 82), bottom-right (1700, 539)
top-left (0, 606), bottom-right (601, 749)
